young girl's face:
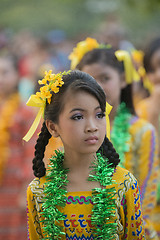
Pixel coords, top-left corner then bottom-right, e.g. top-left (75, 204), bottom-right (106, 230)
top-left (81, 63), bottom-right (124, 108)
top-left (0, 58), bottom-right (19, 96)
top-left (48, 90), bottom-right (106, 156)
top-left (147, 48), bottom-right (160, 86)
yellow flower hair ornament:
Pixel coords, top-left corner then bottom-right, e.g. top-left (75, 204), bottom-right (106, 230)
top-left (115, 50), bottom-right (140, 84)
top-left (69, 37), bottom-right (99, 70)
top-left (23, 70), bottom-right (71, 142)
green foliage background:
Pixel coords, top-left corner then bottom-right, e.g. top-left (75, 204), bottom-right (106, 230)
top-left (0, 0), bottom-right (160, 47)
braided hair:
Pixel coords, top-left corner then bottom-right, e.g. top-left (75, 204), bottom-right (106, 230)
top-left (33, 70), bottom-right (120, 177)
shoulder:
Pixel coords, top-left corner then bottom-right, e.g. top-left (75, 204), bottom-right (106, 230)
top-left (129, 115), bottom-right (156, 134)
top-left (135, 98), bottom-right (149, 119)
top-left (113, 166), bottom-right (139, 197)
top-left (113, 166), bottom-right (137, 186)
top-left (112, 166), bottom-right (139, 203)
top-left (27, 176), bottom-right (47, 199)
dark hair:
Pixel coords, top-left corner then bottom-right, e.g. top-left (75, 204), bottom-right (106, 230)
top-left (33, 70), bottom-right (120, 177)
top-left (143, 37), bottom-right (160, 73)
top-left (77, 48), bottom-right (135, 115)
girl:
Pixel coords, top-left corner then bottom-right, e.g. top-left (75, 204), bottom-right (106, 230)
top-left (25, 70), bottom-right (145, 239)
top-left (0, 52), bottom-right (38, 239)
top-left (69, 38), bottom-right (159, 239)
top-left (136, 37), bottom-right (160, 238)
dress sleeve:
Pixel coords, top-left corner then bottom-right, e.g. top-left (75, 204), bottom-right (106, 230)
top-left (27, 184), bottom-right (43, 240)
top-left (124, 175), bottom-right (146, 239)
top-left (136, 124), bottom-right (159, 239)
top-left (114, 168), bottom-right (146, 239)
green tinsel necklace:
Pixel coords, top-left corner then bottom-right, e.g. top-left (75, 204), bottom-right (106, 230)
top-left (111, 102), bottom-right (132, 168)
top-left (41, 150), bottom-right (117, 239)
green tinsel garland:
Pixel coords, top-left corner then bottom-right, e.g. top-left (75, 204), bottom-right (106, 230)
top-left (41, 150), bottom-right (117, 240)
top-left (111, 102), bottom-right (131, 168)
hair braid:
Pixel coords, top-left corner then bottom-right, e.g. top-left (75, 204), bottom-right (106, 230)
top-left (98, 136), bottom-right (120, 168)
top-left (32, 122), bottom-right (52, 177)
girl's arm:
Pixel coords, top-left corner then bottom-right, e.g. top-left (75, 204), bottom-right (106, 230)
top-left (27, 184), bottom-right (43, 240)
top-left (136, 124), bottom-right (159, 239)
top-left (125, 121), bottom-right (158, 239)
top-left (113, 168), bottom-right (146, 239)
top-left (124, 176), bottom-right (145, 239)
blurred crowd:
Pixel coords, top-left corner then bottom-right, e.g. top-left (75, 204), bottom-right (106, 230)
top-left (0, 17), bottom-right (160, 239)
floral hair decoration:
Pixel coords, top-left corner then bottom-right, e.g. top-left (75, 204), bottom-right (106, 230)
top-left (68, 37), bottom-right (99, 70)
top-left (23, 70), bottom-right (70, 142)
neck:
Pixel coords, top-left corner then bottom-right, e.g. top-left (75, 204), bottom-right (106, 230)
top-left (63, 150), bottom-right (96, 171)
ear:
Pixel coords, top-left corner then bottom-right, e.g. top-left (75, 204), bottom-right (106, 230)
top-left (45, 120), bottom-right (60, 138)
top-left (120, 72), bottom-right (127, 89)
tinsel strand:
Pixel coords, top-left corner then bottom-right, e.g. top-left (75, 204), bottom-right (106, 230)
top-left (42, 150), bottom-right (68, 239)
top-left (111, 102), bottom-right (131, 168)
top-left (88, 153), bottom-right (117, 239)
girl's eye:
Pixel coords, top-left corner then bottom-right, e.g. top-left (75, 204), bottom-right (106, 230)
top-left (71, 114), bottom-right (83, 120)
top-left (96, 112), bottom-right (105, 119)
top-left (101, 76), bottom-right (109, 82)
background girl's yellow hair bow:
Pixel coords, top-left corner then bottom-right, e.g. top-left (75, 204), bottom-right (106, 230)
top-left (115, 50), bottom-right (139, 84)
top-left (105, 102), bottom-right (112, 140)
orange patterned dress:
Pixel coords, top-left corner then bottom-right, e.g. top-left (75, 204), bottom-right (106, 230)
top-left (0, 100), bottom-right (38, 240)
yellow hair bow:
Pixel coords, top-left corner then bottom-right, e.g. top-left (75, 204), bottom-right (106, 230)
top-left (105, 101), bottom-right (112, 140)
top-left (23, 95), bottom-right (45, 142)
top-left (23, 70), bottom-right (70, 142)
top-left (115, 50), bottom-right (139, 84)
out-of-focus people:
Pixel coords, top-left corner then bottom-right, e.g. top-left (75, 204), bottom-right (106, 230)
top-left (8, 31), bottom-right (51, 102)
top-left (69, 37), bottom-right (159, 239)
top-left (46, 29), bottom-right (71, 72)
top-left (96, 15), bottom-right (135, 53)
top-left (136, 37), bottom-right (160, 238)
top-left (0, 52), bottom-right (38, 240)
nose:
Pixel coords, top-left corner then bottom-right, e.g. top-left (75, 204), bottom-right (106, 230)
top-left (85, 118), bottom-right (98, 133)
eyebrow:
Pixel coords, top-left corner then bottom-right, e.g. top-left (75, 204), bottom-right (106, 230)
top-left (94, 73), bottom-right (109, 78)
top-left (70, 106), bottom-right (101, 113)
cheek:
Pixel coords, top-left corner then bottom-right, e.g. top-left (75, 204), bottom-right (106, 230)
top-left (99, 120), bottom-right (106, 134)
top-left (148, 73), bottom-right (156, 84)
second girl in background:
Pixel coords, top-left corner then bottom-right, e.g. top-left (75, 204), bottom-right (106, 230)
top-left (69, 38), bottom-right (159, 239)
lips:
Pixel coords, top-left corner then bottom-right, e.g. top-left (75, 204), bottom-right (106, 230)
top-left (85, 136), bottom-right (98, 144)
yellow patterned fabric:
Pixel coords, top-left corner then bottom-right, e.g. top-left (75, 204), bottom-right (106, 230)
top-left (27, 166), bottom-right (146, 239)
top-left (136, 100), bottom-right (148, 120)
top-left (136, 100), bottom-right (160, 239)
top-left (111, 115), bottom-right (159, 239)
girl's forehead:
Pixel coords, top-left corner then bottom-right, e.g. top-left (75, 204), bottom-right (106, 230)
top-left (63, 89), bottom-right (99, 108)
top-left (82, 63), bottom-right (117, 77)
top-left (151, 48), bottom-right (160, 62)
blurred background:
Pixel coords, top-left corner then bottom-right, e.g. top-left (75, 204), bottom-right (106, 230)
top-left (1, 0), bottom-right (160, 239)
top-left (1, 0), bottom-right (160, 46)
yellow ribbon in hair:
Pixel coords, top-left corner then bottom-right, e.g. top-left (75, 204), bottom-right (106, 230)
top-left (105, 101), bottom-right (112, 140)
top-left (115, 50), bottom-right (139, 84)
top-left (23, 95), bottom-right (45, 142)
